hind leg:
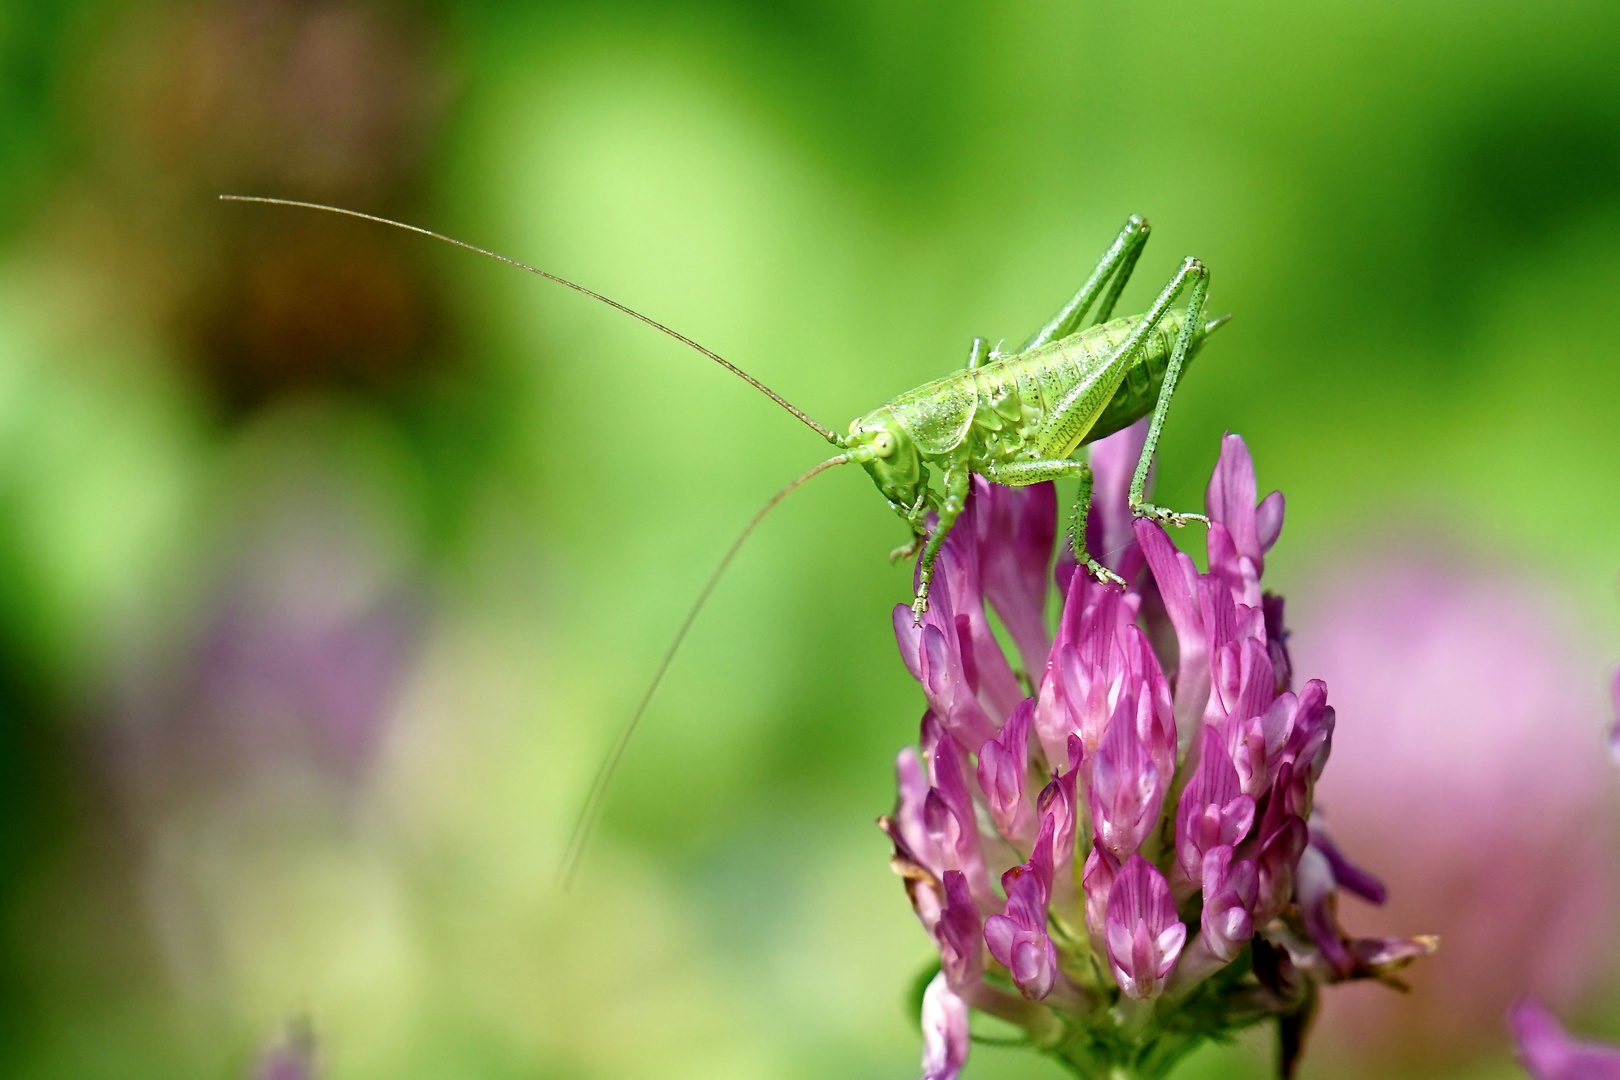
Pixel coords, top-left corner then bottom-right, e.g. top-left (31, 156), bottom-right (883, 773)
top-left (1031, 255), bottom-right (1213, 532)
top-left (1021, 215), bottom-right (1152, 351)
top-left (1127, 258), bottom-right (1211, 528)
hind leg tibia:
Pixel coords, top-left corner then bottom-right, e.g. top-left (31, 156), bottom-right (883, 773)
top-left (1127, 257), bottom-right (1212, 530)
top-left (1022, 215), bottom-right (1151, 351)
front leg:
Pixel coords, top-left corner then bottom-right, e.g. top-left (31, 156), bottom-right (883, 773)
top-left (887, 490), bottom-right (930, 562)
top-left (984, 458), bottom-right (1125, 587)
top-left (911, 461), bottom-right (972, 623)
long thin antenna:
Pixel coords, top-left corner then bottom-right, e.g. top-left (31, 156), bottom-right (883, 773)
top-left (218, 195), bottom-right (839, 443)
top-left (558, 452), bottom-right (851, 889)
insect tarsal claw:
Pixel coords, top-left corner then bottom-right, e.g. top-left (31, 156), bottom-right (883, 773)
top-left (1130, 502), bottom-right (1210, 530)
top-left (1085, 559), bottom-right (1127, 588)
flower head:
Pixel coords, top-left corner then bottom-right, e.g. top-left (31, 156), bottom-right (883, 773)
top-left (880, 424), bottom-right (1432, 1079)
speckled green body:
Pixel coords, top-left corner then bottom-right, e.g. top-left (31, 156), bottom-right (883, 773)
top-left (877, 309), bottom-right (1205, 469)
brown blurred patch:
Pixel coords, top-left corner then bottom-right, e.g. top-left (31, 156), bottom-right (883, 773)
top-left (56, 0), bottom-right (457, 410)
top-left (195, 213), bottom-right (442, 407)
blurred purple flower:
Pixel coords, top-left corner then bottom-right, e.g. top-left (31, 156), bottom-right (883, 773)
top-left (879, 424), bottom-right (1431, 1079)
top-left (194, 577), bottom-right (418, 776)
top-left (920, 973), bottom-right (971, 1080)
top-left (114, 484), bottom-right (424, 796)
top-left (1610, 669), bottom-right (1619, 768)
top-left (1509, 998), bottom-right (1620, 1080)
top-left (248, 1022), bottom-right (316, 1080)
top-left (1295, 554), bottom-right (1619, 1072)
top-left (104, 473), bottom-right (429, 1008)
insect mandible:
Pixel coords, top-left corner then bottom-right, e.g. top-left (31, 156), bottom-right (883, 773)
top-left (219, 198), bottom-right (1228, 880)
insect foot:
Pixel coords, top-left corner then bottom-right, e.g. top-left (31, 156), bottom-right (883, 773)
top-left (882, 433), bottom-right (1433, 1080)
top-left (890, 536), bottom-right (925, 563)
top-left (1084, 558), bottom-right (1126, 587)
top-left (1130, 500), bottom-right (1210, 529)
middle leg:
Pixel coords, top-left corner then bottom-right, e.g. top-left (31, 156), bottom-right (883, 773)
top-left (981, 458), bottom-right (1124, 586)
top-left (887, 490), bottom-right (930, 563)
top-left (911, 459), bottom-right (973, 621)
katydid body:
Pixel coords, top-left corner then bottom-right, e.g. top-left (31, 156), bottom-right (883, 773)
top-left (217, 197), bottom-right (1225, 879)
top-left (838, 216), bottom-right (1224, 619)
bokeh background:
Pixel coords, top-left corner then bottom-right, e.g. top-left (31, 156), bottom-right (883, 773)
top-left (0, 1), bottom-right (1617, 1077)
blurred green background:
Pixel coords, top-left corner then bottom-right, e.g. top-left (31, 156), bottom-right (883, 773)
top-left (0, 1), bottom-right (1617, 1077)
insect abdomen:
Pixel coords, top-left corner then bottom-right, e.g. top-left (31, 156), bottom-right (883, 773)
top-left (885, 309), bottom-right (1197, 462)
top-left (1086, 311), bottom-right (1190, 442)
top-left (986, 311), bottom-right (1190, 457)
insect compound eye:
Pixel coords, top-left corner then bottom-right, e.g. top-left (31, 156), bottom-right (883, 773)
top-left (872, 430), bottom-right (896, 458)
